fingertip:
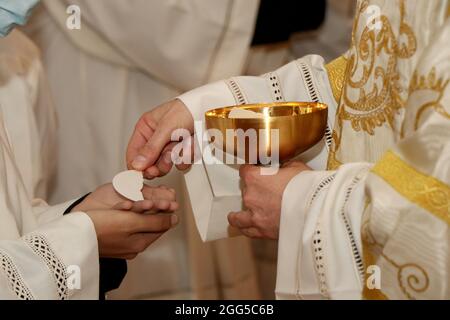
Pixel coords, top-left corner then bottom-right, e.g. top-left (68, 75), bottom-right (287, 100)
top-left (156, 161), bottom-right (173, 177)
top-left (124, 201), bottom-right (134, 210)
top-left (115, 201), bottom-right (133, 211)
top-left (171, 214), bottom-right (179, 226)
top-left (175, 162), bottom-right (192, 172)
top-left (145, 166), bottom-right (160, 179)
top-left (131, 155), bottom-right (148, 171)
top-left (170, 202), bottom-right (179, 212)
top-left (144, 170), bottom-right (155, 180)
top-left (142, 200), bottom-right (154, 211)
top-left (157, 199), bottom-right (170, 211)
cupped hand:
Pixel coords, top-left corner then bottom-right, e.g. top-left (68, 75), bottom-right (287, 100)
top-left (228, 161), bottom-right (311, 240)
top-left (86, 207), bottom-right (179, 260)
top-left (126, 99), bottom-right (195, 179)
top-left (73, 183), bottom-right (178, 213)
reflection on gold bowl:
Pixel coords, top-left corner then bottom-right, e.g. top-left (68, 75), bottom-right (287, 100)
top-left (205, 102), bottom-right (328, 164)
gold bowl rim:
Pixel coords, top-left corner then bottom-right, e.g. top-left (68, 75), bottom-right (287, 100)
top-left (205, 101), bottom-right (328, 119)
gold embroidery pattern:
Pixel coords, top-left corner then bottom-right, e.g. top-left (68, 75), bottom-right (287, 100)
top-left (325, 56), bottom-right (348, 104)
top-left (372, 151), bottom-right (450, 225)
top-left (362, 214), bottom-right (431, 300)
top-left (407, 68), bottom-right (450, 133)
top-left (395, 262), bottom-right (430, 299)
top-left (327, 0), bottom-right (418, 169)
top-left (341, 0), bottom-right (417, 135)
top-left (361, 203), bottom-right (388, 300)
top-left (410, 68), bottom-right (450, 93)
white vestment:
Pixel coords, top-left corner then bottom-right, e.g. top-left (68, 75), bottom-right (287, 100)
top-left (0, 30), bottom-right (99, 300)
top-left (179, 0), bottom-right (450, 300)
top-left (25, 0), bottom-right (281, 299)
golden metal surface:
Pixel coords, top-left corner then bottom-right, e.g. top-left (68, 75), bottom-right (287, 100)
top-left (205, 102), bottom-right (328, 164)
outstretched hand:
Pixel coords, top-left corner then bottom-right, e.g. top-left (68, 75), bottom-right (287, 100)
top-left (86, 208), bottom-right (178, 260)
top-left (71, 183), bottom-right (180, 260)
top-left (126, 99), bottom-right (195, 179)
top-left (73, 183), bottom-right (179, 213)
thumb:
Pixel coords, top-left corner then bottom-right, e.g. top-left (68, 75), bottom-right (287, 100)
top-left (112, 201), bottom-right (133, 211)
top-left (131, 123), bottom-right (174, 171)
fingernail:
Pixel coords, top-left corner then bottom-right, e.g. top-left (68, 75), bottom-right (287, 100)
top-left (144, 201), bottom-right (153, 210)
top-left (163, 152), bottom-right (173, 164)
top-left (145, 173), bottom-right (155, 180)
top-left (132, 155), bottom-right (148, 170)
top-left (171, 215), bottom-right (179, 226)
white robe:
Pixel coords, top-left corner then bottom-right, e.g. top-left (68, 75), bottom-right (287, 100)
top-left (0, 30), bottom-right (99, 300)
top-left (178, 0), bottom-right (450, 299)
top-left (27, 0), bottom-right (260, 202)
top-left (26, 0), bottom-right (274, 299)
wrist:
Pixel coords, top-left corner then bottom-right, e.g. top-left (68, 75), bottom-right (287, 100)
top-left (281, 165), bottom-right (312, 195)
top-left (173, 98), bottom-right (195, 133)
top-left (67, 193), bottom-right (92, 213)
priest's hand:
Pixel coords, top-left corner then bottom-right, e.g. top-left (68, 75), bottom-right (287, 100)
top-left (126, 99), bottom-right (195, 179)
top-left (86, 207), bottom-right (179, 260)
top-left (228, 161), bottom-right (311, 240)
top-left (73, 183), bottom-right (179, 213)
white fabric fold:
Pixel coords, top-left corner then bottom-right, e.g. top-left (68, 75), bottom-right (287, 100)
top-left (276, 170), bottom-right (332, 300)
top-left (26, 1), bottom-right (264, 299)
top-left (44, 0), bottom-right (260, 90)
top-left (276, 164), bottom-right (371, 300)
top-left (0, 32), bottom-right (99, 299)
top-left (0, 213), bottom-right (99, 300)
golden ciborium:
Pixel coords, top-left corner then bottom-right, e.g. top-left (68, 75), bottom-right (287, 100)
top-left (205, 102), bottom-right (328, 164)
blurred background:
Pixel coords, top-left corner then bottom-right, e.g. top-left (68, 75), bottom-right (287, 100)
top-left (6, 0), bottom-right (355, 299)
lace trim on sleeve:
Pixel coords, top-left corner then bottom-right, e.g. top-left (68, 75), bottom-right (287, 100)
top-left (265, 72), bottom-right (285, 102)
top-left (340, 175), bottom-right (366, 284)
top-left (0, 250), bottom-right (35, 300)
top-left (312, 224), bottom-right (328, 298)
top-left (296, 61), bottom-right (321, 103)
top-left (24, 234), bottom-right (69, 300)
top-left (308, 174), bottom-right (336, 299)
top-left (309, 170), bottom-right (368, 298)
top-left (309, 174), bottom-right (336, 207)
top-left (296, 60), bottom-right (333, 149)
top-left (226, 78), bottom-right (247, 105)
top-left (324, 126), bottom-right (333, 149)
